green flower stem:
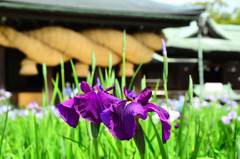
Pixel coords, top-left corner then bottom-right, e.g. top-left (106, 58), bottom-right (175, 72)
top-left (122, 30), bottom-right (126, 99)
top-left (163, 57), bottom-right (169, 112)
top-left (42, 63), bottom-right (49, 106)
top-left (60, 58), bottom-right (65, 101)
top-left (91, 122), bottom-right (100, 159)
top-left (133, 116), bottom-right (145, 159)
top-left (93, 137), bottom-right (99, 159)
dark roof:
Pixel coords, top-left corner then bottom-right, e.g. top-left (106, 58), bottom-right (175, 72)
top-left (0, 0), bottom-right (205, 31)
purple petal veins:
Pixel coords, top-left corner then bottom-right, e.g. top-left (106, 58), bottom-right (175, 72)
top-left (101, 87), bottom-right (171, 142)
top-left (57, 81), bottom-right (120, 127)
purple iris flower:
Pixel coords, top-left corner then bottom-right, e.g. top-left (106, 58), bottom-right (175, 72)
top-left (221, 111), bottom-right (238, 124)
top-left (57, 81), bottom-right (120, 128)
top-left (100, 86), bottom-right (171, 142)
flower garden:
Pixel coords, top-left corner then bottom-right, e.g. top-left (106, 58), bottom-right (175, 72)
top-left (0, 39), bottom-right (239, 159)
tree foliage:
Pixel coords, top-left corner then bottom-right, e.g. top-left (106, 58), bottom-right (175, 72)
top-left (190, 0), bottom-right (240, 25)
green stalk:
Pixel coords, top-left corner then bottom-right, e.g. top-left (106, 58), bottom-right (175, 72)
top-left (91, 123), bottom-right (100, 159)
top-left (60, 58), bottom-right (65, 100)
top-left (152, 79), bottom-right (160, 103)
top-left (90, 51), bottom-right (96, 87)
top-left (133, 117), bottom-right (145, 159)
top-left (50, 73), bottom-right (59, 106)
top-left (162, 39), bottom-right (169, 112)
top-left (0, 100), bottom-right (9, 157)
top-left (34, 114), bottom-right (39, 159)
top-left (149, 114), bottom-right (168, 159)
top-left (187, 75), bottom-right (193, 159)
top-left (178, 93), bottom-right (188, 158)
top-left (70, 60), bottom-right (81, 94)
top-left (51, 77), bottom-right (63, 103)
top-left (141, 75), bottom-right (146, 90)
top-left (42, 63), bottom-right (49, 106)
top-left (108, 53), bottom-right (113, 94)
top-left (93, 138), bottom-right (99, 159)
top-left (122, 30), bottom-right (126, 98)
top-left (108, 53), bottom-right (112, 83)
top-left (115, 79), bottom-right (122, 99)
top-left (98, 67), bottom-right (105, 88)
top-left (128, 52), bottom-right (149, 90)
top-left (163, 58), bottom-right (169, 112)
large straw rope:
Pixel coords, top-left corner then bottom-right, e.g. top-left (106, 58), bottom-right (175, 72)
top-left (0, 26), bottom-right (161, 67)
top-left (0, 31), bottom-right (12, 48)
top-left (25, 26), bottom-right (121, 67)
top-left (0, 26), bottom-right (71, 66)
top-left (81, 29), bottom-right (155, 64)
top-left (132, 32), bottom-right (167, 51)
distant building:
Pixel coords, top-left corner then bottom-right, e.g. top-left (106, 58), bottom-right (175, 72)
top-left (161, 13), bottom-right (240, 90)
top-left (0, 0), bottom-right (205, 106)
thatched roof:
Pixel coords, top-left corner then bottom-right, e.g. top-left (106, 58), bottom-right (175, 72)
top-left (0, 0), bottom-right (205, 31)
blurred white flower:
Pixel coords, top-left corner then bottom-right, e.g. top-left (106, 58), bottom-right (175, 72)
top-left (0, 105), bottom-right (11, 113)
top-left (152, 106), bottom-right (180, 123)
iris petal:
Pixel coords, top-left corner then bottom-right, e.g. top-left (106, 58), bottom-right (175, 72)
top-left (74, 92), bottom-right (104, 123)
top-left (100, 109), bottom-right (110, 128)
top-left (57, 98), bottom-right (79, 127)
top-left (105, 101), bottom-right (145, 140)
top-left (80, 81), bottom-right (93, 93)
top-left (103, 85), bottom-right (115, 92)
top-left (124, 86), bottom-right (136, 100)
top-left (135, 89), bottom-right (152, 104)
top-left (98, 91), bottom-right (121, 109)
top-left (142, 102), bottom-right (171, 142)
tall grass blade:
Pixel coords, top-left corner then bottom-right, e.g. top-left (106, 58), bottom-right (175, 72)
top-left (50, 73), bottom-right (59, 106)
top-left (51, 78), bottom-right (63, 103)
top-left (128, 52), bottom-right (149, 90)
top-left (108, 53), bottom-right (112, 79)
top-left (178, 93), bottom-right (188, 157)
top-left (122, 30), bottom-right (126, 96)
top-left (98, 67), bottom-right (105, 88)
top-left (142, 129), bottom-right (155, 156)
top-left (34, 114), bottom-right (39, 159)
top-left (70, 60), bottom-right (81, 94)
top-left (0, 100), bottom-right (9, 157)
top-left (115, 79), bottom-right (122, 99)
top-left (105, 136), bottom-right (120, 159)
top-left (42, 63), bottom-right (49, 106)
top-left (152, 79), bottom-right (160, 103)
top-left (190, 132), bottom-right (206, 159)
top-left (141, 75), bottom-right (146, 90)
top-left (60, 58), bottom-right (65, 101)
top-left (90, 51), bottom-right (96, 86)
top-left (149, 115), bottom-right (168, 159)
top-left (57, 134), bottom-right (87, 149)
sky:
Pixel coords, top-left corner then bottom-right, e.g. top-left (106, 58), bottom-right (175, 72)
top-left (151, 0), bottom-right (240, 13)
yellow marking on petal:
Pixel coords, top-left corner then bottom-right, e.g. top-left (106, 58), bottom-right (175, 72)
top-left (125, 101), bottom-right (133, 107)
top-left (149, 102), bottom-right (157, 105)
top-left (148, 102), bottom-right (159, 108)
top-left (126, 101), bottom-right (132, 105)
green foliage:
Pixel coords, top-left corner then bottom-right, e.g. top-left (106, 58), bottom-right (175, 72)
top-left (1, 30), bottom-right (240, 159)
top-left (190, 0), bottom-right (240, 25)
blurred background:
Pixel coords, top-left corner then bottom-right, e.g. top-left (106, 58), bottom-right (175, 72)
top-left (0, 0), bottom-right (239, 107)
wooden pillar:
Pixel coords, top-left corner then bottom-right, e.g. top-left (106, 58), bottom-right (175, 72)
top-left (0, 47), bottom-right (5, 89)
